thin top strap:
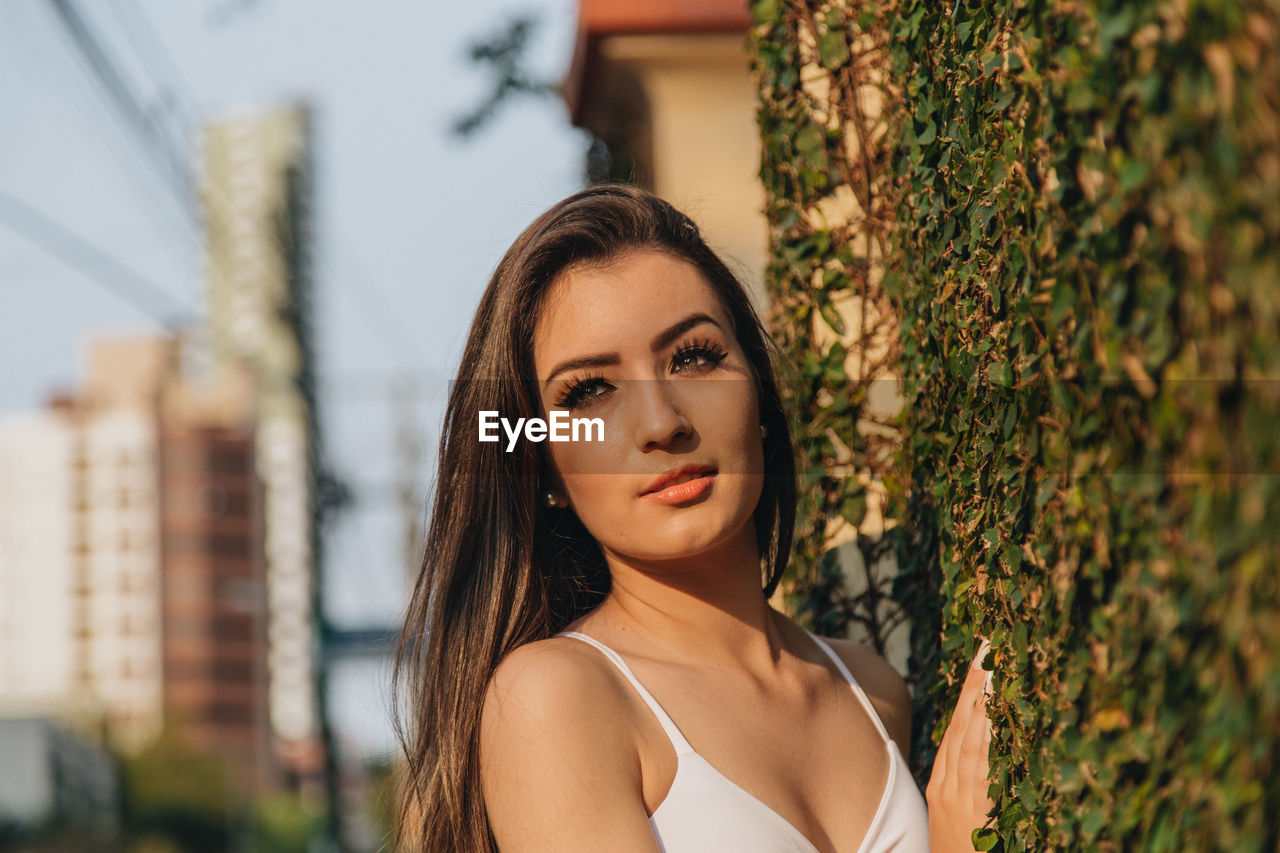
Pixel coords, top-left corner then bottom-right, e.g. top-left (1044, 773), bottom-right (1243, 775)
top-left (804, 630), bottom-right (893, 745)
top-left (556, 631), bottom-right (695, 755)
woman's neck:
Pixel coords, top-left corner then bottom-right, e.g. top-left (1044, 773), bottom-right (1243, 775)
top-left (586, 529), bottom-right (789, 673)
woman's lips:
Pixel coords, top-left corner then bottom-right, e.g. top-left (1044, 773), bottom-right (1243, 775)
top-left (639, 470), bottom-right (717, 506)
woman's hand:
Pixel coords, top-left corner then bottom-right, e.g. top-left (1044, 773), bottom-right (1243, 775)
top-left (926, 638), bottom-right (996, 852)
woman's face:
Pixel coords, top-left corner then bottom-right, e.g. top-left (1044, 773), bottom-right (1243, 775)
top-left (531, 248), bottom-right (765, 565)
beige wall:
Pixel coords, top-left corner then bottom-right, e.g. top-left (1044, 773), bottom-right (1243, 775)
top-left (600, 33), bottom-right (768, 310)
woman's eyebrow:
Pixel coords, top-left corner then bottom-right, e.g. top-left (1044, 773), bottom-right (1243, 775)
top-left (542, 313), bottom-right (723, 387)
top-left (652, 313), bottom-right (721, 351)
top-left (544, 353), bottom-right (620, 386)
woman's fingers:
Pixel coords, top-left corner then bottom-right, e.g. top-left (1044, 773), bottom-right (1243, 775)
top-left (930, 638), bottom-right (990, 803)
top-left (957, 687), bottom-right (991, 803)
top-left (947, 640), bottom-right (991, 788)
top-left (927, 637), bottom-right (998, 849)
top-left (948, 641), bottom-right (989, 751)
top-left (929, 710), bottom-right (949, 796)
top-left (958, 640), bottom-right (995, 814)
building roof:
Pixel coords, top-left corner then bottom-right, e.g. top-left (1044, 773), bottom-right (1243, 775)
top-left (563, 0), bottom-right (753, 124)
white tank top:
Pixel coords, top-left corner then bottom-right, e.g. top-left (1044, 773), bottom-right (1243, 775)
top-left (557, 630), bottom-right (931, 853)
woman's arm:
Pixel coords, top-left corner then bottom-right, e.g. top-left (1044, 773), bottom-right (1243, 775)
top-left (479, 641), bottom-right (664, 853)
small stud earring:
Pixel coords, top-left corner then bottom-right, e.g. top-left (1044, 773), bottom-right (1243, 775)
top-left (760, 423), bottom-right (768, 439)
top-left (542, 491), bottom-right (562, 508)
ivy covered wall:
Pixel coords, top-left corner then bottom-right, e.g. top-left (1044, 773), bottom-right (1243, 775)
top-left (752, 0), bottom-right (1280, 849)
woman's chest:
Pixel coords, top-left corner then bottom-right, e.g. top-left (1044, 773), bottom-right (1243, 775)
top-left (633, 677), bottom-right (896, 852)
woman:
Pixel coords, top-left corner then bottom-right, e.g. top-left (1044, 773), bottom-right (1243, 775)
top-left (394, 184), bottom-right (995, 852)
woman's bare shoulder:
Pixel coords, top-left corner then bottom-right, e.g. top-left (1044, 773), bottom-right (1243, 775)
top-left (813, 634), bottom-right (913, 754)
top-left (482, 635), bottom-right (637, 741)
top-left (480, 636), bottom-right (659, 850)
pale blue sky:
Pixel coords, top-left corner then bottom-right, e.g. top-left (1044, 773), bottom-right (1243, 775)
top-left (0, 0), bottom-right (587, 758)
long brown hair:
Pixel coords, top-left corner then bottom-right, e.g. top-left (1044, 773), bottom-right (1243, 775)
top-left (391, 184), bottom-right (796, 850)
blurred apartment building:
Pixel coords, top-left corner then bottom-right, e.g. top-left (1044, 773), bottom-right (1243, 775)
top-left (202, 102), bottom-right (325, 778)
top-left (0, 104), bottom-right (323, 819)
top-left (0, 717), bottom-right (118, 842)
top-left (0, 337), bottom-right (271, 784)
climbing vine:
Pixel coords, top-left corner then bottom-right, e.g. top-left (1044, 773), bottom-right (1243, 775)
top-left (753, 0), bottom-right (1280, 849)
top-left (751, 0), bottom-right (912, 658)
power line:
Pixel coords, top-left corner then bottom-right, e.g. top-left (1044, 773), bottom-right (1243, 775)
top-left (107, 0), bottom-right (200, 116)
top-left (98, 0), bottom-right (430, 374)
top-left (46, 0), bottom-right (199, 227)
top-left (48, 1), bottom-right (433, 377)
top-left (0, 190), bottom-right (197, 328)
top-left (10, 0), bottom-right (196, 250)
top-left (104, 0), bottom-right (199, 161)
top-left (327, 239), bottom-right (435, 368)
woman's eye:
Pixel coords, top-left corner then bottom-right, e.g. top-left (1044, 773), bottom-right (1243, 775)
top-left (671, 342), bottom-right (728, 373)
top-left (554, 376), bottom-right (612, 410)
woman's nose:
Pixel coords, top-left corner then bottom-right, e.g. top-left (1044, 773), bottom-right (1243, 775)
top-left (630, 380), bottom-right (694, 451)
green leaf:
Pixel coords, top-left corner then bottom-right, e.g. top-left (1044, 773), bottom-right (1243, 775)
top-left (819, 300), bottom-right (847, 336)
top-left (1001, 542), bottom-right (1023, 572)
top-left (752, 0), bottom-right (782, 25)
top-left (986, 362), bottom-right (1013, 387)
top-left (831, 387), bottom-right (851, 414)
top-left (795, 124), bottom-right (825, 159)
top-left (818, 30), bottom-right (850, 69)
top-left (973, 827), bottom-right (999, 851)
top-left (916, 119), bottom-right (937, 146)
top-left (803, 350), bottom-right (822, 379)
top-left (839, 491), bottom-right (867, 526)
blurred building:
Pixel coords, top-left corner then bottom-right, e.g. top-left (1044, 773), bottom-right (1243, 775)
top-left (564, 0), bottom-right (764, 303)
top-left (159, 354), bottom-right (274, 787)
top-left (0, 336), bottom-right (274, 788)
top-left (0, 340), bottom-right (171, 752)
top-left (0, 410), bottom-right (79, 716)
top-left (0, 716), bottom-right (118, 841)
top-left (201, 103), bottom-right (327, 782)
top-left (0, 101), bottom-right (328, 804)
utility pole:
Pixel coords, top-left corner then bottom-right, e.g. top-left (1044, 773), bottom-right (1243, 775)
top-left (394, 382), bottom-right (427, 584)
